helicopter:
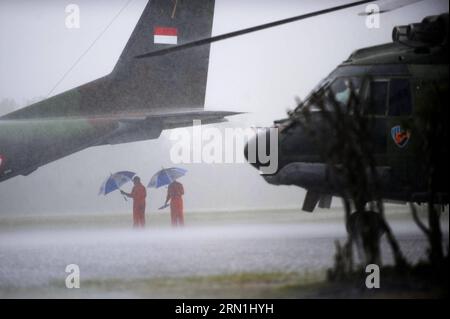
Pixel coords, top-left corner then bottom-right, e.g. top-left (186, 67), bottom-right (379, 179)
top-left (244, 11), bottom-right (448, 212)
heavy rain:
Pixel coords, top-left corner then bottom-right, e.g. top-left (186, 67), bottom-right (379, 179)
top-left (0, 0), bottom-right (448, 300)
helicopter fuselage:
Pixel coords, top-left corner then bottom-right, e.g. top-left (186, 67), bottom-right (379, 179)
top-left (246, 37), bottom-right (449, 211)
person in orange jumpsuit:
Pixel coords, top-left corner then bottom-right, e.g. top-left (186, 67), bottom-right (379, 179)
top-left (165, 180), bottom-right (185, 227)
top-left (121, 176), bottom-right (147, 228)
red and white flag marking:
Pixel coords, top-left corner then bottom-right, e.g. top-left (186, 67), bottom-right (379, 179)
top-left (0, 155), bottom-right (4, 169)
top-left (154, 27), bottom-right (178, 45)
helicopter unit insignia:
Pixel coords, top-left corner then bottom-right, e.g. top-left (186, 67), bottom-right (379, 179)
top-left (391, 125), bottom-right (411, 148)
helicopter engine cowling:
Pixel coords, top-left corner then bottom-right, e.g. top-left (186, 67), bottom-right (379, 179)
top-left (392, 13), bottom-right (448, 47)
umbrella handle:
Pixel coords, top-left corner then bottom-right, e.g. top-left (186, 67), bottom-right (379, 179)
top-left (119, 188), bottom-right (128, 201)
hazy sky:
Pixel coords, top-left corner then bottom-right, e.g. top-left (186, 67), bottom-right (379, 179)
top-left (0, 0), bottom-right (448, 215)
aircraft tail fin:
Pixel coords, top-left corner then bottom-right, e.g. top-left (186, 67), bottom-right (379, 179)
top-left (2, 0), bottom-right (218, 119)
top-left (109, 0), bottom-right (216, 112)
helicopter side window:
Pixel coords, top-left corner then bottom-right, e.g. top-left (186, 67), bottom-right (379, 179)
top-left (369, 81), bottom-right (388, 116)
top-left (388, 79), bottom-right (412, 116)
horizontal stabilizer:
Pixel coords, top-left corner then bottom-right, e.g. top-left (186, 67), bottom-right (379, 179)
top-left (100, 110), bottom-right (241, 145)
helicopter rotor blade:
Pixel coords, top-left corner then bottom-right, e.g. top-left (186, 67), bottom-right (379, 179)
top-left (358, 0), bottom-right (424, 15)
top-left (135, 0), bottom-right (377, 59)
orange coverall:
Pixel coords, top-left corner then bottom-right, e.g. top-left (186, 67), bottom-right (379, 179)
top-left (131, 182), bottom-right (147, 228)
top-left (167, 181), bottom-right (184, 226)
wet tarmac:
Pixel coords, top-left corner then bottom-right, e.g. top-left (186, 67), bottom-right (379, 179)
top-left (2, 209), bottom-right (445, 298)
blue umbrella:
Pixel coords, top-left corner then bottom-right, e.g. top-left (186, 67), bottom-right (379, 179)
top-left (148, 167), bottom-right (187, 189)
top-left (99, 171), bottom-right (136, 196)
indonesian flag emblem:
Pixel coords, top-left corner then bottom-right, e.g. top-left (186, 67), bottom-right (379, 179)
top-left (154, 26), bottom-right (178, 45)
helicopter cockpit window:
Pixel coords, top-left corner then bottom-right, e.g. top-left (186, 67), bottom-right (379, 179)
top-left (301, 77), bottom-right (361, 113)
top-left (369, 81), bottom-right (388, 116)
top-left (388, 79), bottom-right (412, 116)
top-left (329, 77), bottom-right (362, 106)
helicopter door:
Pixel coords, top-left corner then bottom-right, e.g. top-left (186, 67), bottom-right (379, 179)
top-left (367, 80), bottom-right (389, 155)
top-left (386, 78), bottom-right (413, 188)
top-left (386, 79), bottom-right (413, 149)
